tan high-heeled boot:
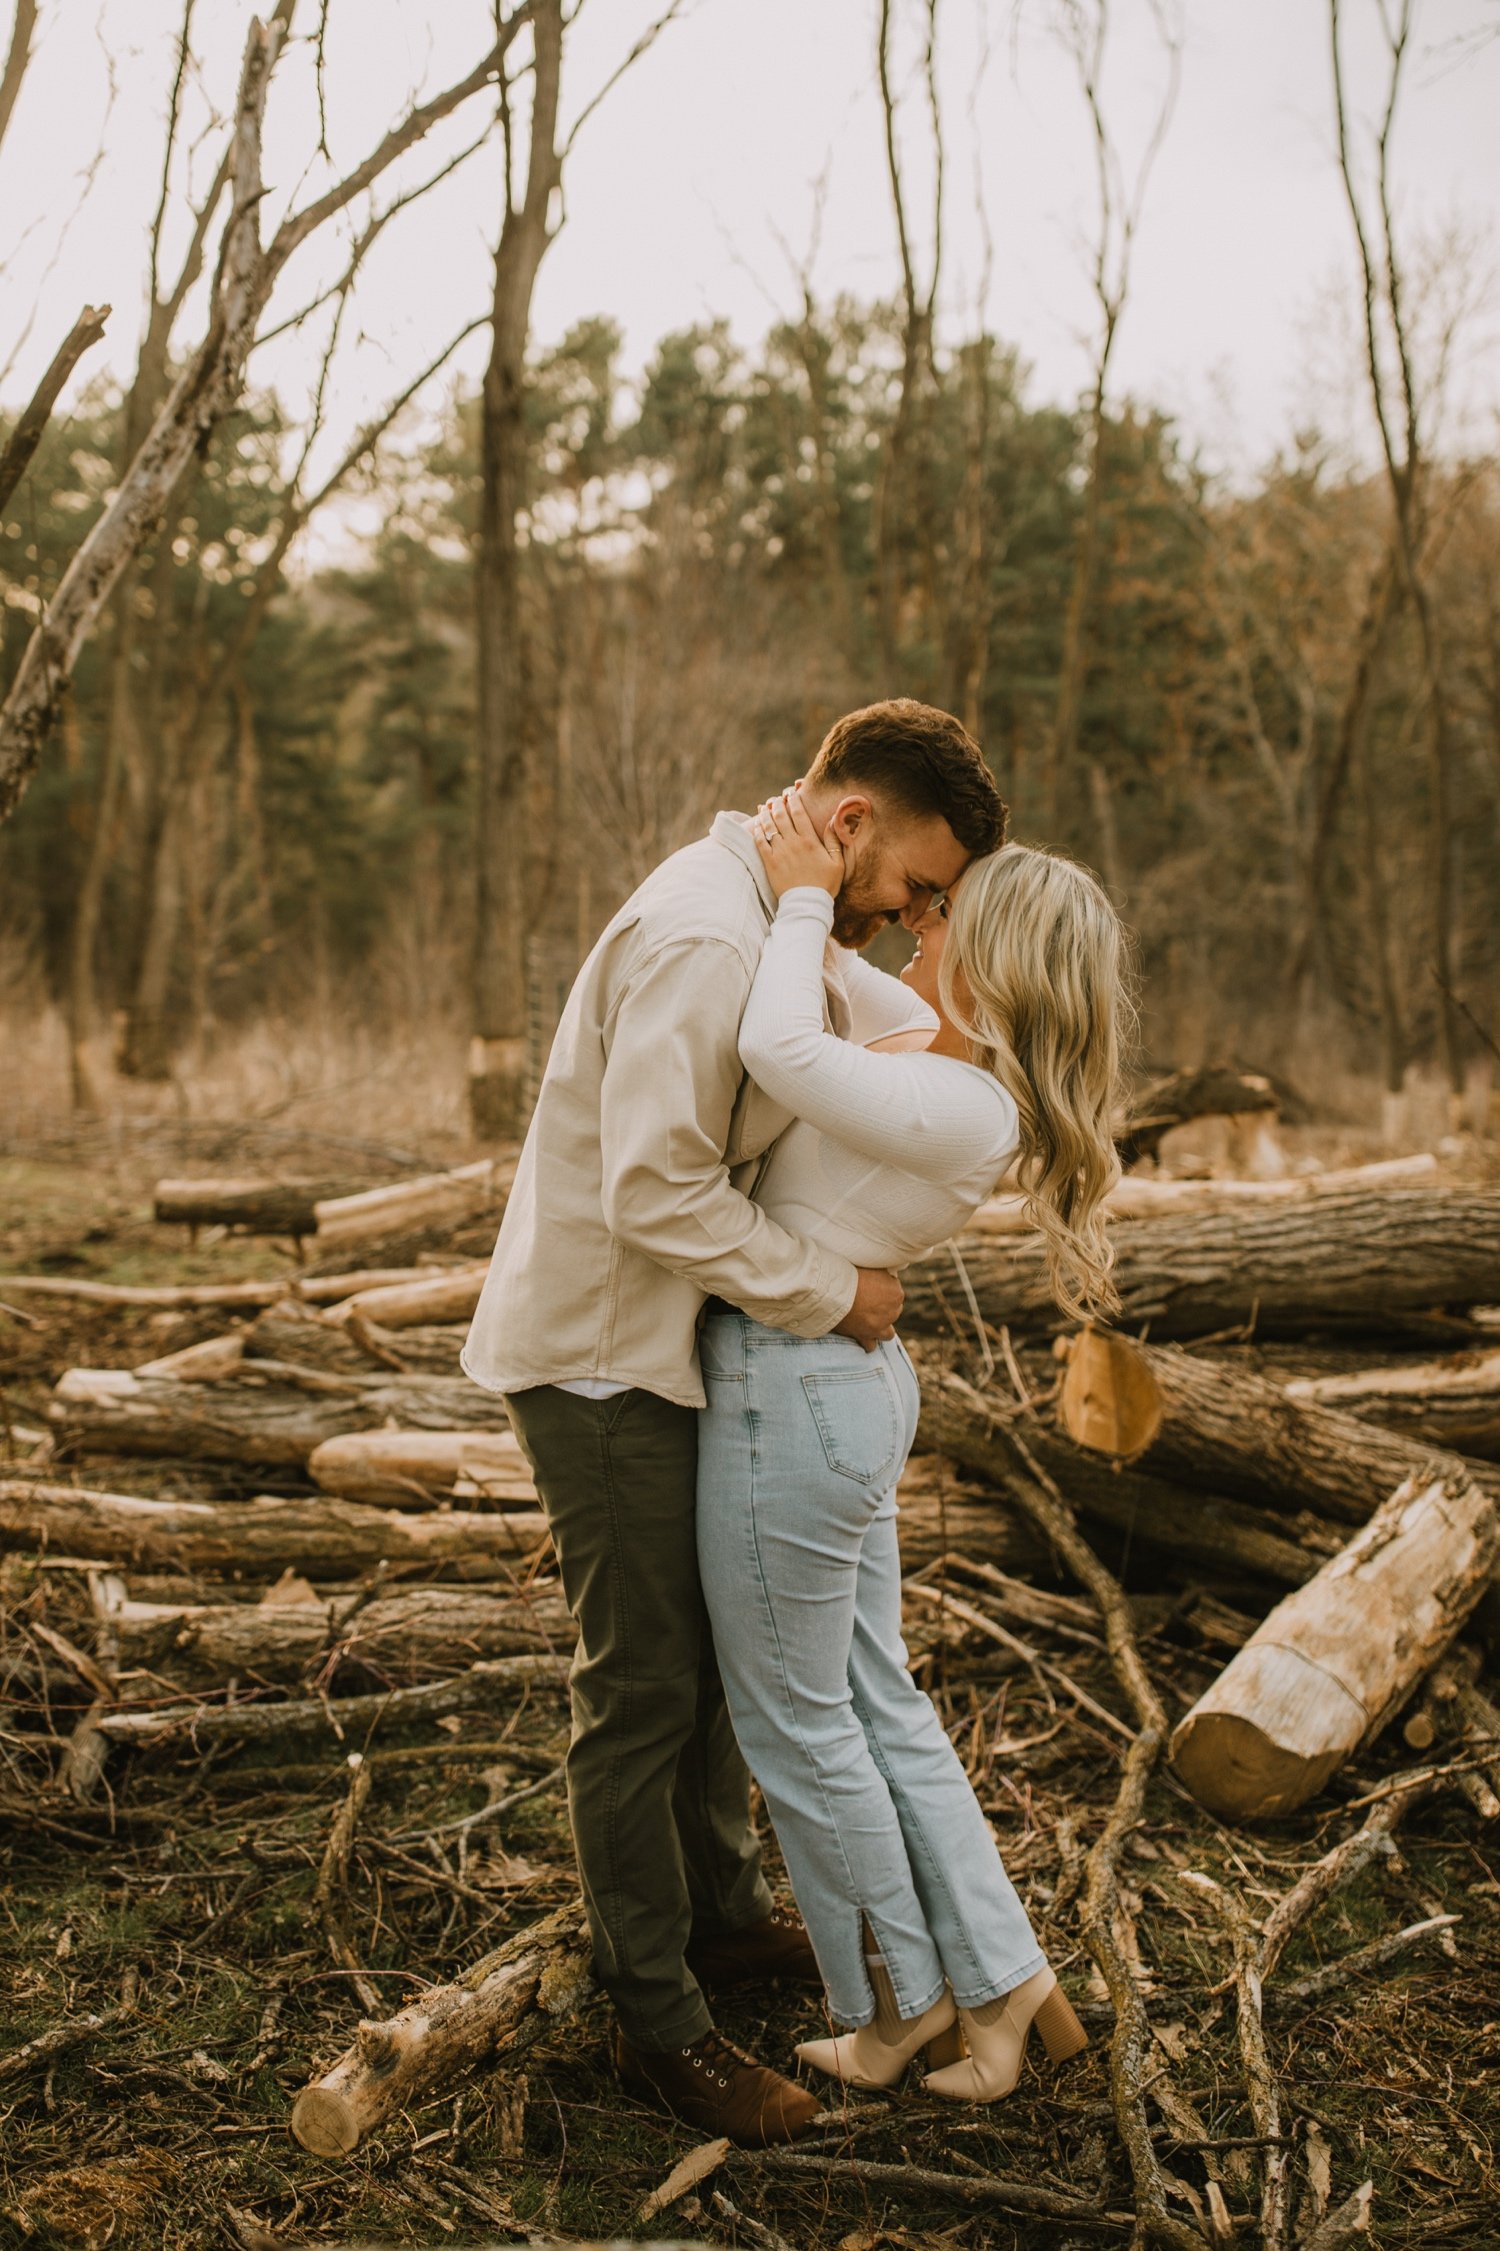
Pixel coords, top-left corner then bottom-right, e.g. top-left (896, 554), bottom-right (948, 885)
top-left (922, 1965), bottom-right (1087, 2102)
top-left (795, 1951), bottom-right (963, 2090)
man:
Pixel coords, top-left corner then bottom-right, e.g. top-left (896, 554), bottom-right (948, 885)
top-left (463, 698), bottom-right (1006, 2145)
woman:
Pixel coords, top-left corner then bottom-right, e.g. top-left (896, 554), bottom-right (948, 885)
top-left (695, 784), bottom-right (1125, 2102)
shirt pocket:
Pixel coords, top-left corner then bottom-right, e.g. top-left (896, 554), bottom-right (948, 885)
top-left (801, 1367), bottom-right (902, 1490)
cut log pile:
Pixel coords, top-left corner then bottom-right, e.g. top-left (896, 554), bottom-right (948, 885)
top-left (906, 1168), bottom-right (1500, 1827)
top-left (4, 1139), bottom-right (1497, 2250)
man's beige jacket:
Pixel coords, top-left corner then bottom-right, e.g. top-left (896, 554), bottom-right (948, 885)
top-left (463, 814), bottom-right (877, 1411)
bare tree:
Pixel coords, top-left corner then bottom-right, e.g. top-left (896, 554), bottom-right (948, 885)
top-left (469, 0), bottom-right (687, 1140)
top-left (0, 3), bottom-right (538, 827)
top-left (873, 0), bottom-right (944, 684)
top-left (1043, 0), bottom-right (1181, 839)
top-left (1329, 0), bottom-right (1465, 1093)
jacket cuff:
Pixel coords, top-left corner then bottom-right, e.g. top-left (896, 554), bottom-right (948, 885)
top-left (753, 1248), bottom-right (860, 1339)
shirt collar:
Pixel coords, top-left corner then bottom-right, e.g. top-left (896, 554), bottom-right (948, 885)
top-left (709, 810), bottom-right (779, 922)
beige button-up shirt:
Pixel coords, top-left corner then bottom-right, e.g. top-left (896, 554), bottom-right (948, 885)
top-left (462, 813), bottom-right (921, 1410)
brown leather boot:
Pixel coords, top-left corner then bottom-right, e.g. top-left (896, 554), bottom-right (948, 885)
top-left (685, 1907), bottom-right (821, 1992)
top-left (613, 2025), bottom-right (823, 2147)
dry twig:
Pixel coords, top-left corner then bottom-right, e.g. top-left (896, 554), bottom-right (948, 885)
top-left (936, 1376), bottom-right (1206, 2249)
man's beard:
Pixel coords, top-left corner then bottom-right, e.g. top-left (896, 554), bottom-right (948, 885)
top-left (831, 892), bottom-right (896, 949)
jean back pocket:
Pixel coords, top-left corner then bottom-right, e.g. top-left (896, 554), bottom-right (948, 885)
top-left (802, 1366), bottom-right (902, 1489)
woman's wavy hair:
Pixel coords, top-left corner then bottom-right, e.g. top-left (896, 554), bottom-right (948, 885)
top-left (940, 844), bottom-right (1132, 1323)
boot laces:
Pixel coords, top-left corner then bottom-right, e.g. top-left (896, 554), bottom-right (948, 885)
top-left (682, 2028), bottom-right (760, 2089)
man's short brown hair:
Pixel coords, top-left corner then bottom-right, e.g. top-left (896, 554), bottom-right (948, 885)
top-left (808, 699), bottom-right (1008, 856)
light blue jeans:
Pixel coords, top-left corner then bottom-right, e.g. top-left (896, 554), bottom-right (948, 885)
top-left (696, 1310), bottom-right (1045, 2029)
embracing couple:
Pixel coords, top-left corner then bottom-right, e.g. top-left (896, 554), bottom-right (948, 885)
top-left (462, 699), bottom-right (1124, 2146)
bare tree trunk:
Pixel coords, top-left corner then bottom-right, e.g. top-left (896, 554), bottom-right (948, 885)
top-left (470, 0), bottom-right (564, 1142)
top-left (1329, 0), bottom-right (1464, 1091)
top-left (1046, 360), bottom-right (1111, 833)
top-left (0, 0), bottom-right (37, 158)
top-left (1042, 0), bottom-right (1179, 835)
top-left (871, 0), bottom-right (943, 686)
top-left (947, 335), bottom-right (995, 737)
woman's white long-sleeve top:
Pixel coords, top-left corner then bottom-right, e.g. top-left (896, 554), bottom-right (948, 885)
top-left (740, 888), bottom-right (1019, 1271)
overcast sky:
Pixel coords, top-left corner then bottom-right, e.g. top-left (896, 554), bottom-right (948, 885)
top-left (3, 0), bottom-right (1497, 557)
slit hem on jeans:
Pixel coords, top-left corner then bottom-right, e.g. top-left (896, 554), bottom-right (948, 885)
top-left (947, 1945), bottom-right (1049, 2011)
top-left (826, 1969), bottom-right (949, 2034)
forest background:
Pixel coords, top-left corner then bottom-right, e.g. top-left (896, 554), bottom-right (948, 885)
top-left (2, 0), bottom-right (1498, 1150)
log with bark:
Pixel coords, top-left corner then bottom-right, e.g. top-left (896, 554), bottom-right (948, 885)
top-left (48, 1365), bottom-right (513, 1469)
top-left (114, 1582), bottom-right (575, 1685)
top-left (904, 1187), bottom-right (1500, 1341)
top-left (1170, 1468), bottom-right (1499, 1818)
top-left (0, 1266), bottom-right (463, 1311)
top-left (0, 1478), bottom-right (548, 1581)
top-left (291, 1903), bottom-right (594, 2156)
top-left (306, 1429), bottom-right (536, 1507)
top-left (154, 1176), bottom-right (356, 1236)
top-left (327, 1264), bottom-right (489, 1329)
top-left (965, 1152), bottom-right (1437, 1236)
top-left (1116, 1064), bottom-right (1281, 1168)
top-left (1057, 1330), bottom-right (1500, 1529)
top-left (915, 1373), bottom-right (1331, 1588)
top-left (245, 1301), bottom-right (465, 1378)
top-left (1284, 1348), bottom-right (1500, 1464)
top-left (152, 1163), bottom-right (503, 1246)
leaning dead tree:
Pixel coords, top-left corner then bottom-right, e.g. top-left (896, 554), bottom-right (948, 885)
top-left (0, 5), bottom-right (537, 826)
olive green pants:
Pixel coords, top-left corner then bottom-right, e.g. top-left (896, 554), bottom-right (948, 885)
top-left (506, 1383), bottom-right (773, 2050)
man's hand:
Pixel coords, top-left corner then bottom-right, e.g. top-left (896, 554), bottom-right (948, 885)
top-left (833, 1267), bottom-right (904, 1352)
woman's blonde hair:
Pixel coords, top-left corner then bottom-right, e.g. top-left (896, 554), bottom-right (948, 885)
top-left (940, 844), bottom-right (1129, 1323)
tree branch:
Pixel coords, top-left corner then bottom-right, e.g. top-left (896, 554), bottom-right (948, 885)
top-left (0, 304), bottom-right (111, 517)
top-left (271, 2), bottom-right (536, 267)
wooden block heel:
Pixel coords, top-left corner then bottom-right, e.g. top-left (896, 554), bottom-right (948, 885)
top-left (923, 2018), bottom-right (966, 2070)
top-left (1033, 1983), bottom-right (1088, 2065)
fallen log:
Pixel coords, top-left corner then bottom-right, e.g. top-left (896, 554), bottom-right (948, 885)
top-left (1058, 1330), bottom-right (1500, 1528)
top-left (95, 1651), bottom-right (570, 1746)
top-left (965, 1152), bottom-right (1437, 1236)
top-left (905, 1187), bottom-right (1500, 1341)
top-left (1117, 1063), bottom-right (1281, 1168)
top-left (328, 1264), bottom-right (489, 1329)
top-left (0, 1479), bottom-right (548, 1580)
top-left (1171, 1468), bottom-right (1499, 1818)
top-left (313, 1160), bottom-right (506, 1249)
top-left (0, 1266), bottom-right (465, 1312)
top-left (1285, 1348), bottom-right (1500, 1464)
top-left (49, 1365), bottom-right (513, 1469)
top-left (114, 1583), bottom-right (575, 1685)
top-left (151, 1162), bottom-right (505, 1247)
top-left (291, 1903), bottom-right (593, 2156)
top-left (307, 1430), bottom-right (535, 1508)
top-left (246, 1302), bottom-right (466, 1378)
top-left (154, 1176), bottom-right (356, 1236)
top-left (916, 1376), bottom-right (1328, 1588)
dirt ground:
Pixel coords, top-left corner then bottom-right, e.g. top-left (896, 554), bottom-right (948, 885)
top-left (2, 1127), bottom-right (1498, 2251)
